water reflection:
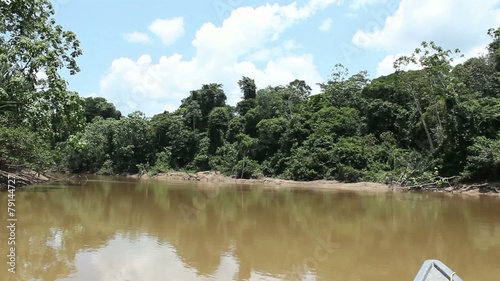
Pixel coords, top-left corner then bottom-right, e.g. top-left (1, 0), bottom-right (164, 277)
top-left (0, 177), bottom-right (499, 281)
top-left (62, 233), bottom-right (297, 281)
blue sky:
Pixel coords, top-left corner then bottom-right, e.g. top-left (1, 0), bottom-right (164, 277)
top-left (50, 0), bottom-right (500, 117)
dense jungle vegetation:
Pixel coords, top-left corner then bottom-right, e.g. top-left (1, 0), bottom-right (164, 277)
top-left (1, 0), bottom-right (500, 186)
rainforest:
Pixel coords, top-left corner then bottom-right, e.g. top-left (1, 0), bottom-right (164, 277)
top-left (1, 0), bottom-right (500, 189)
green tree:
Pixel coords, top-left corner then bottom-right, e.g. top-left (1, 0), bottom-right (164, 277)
top-left (462, 134), bottom-right (500, 180)
top-left (394, 41), bottom-right (462, 151)
top-left (63, 117), bottom-right (117, 172)
top-left (111, 111), bottom-right (154, 173)
top-left (487, 27), bottom-right (500, 72)
top-left (150, 111), bottom-right (195, 169)
top-left (0, 0), bottom-right (84, 171)
top-left (192, 134), bottom-right (211, 171)
top-left (184, 100), bottom-right (202, 132)
top-left (236, 76), bottom-right (257, 116)
top-left (83, 97), bottom-right (121, 122)
top-left (238, 76), bottom-right (257, 99)
top-left (310, 106), bottom-right (363, 140)
top-left (235, 133), bottom-right (260, 178)
top-left (256, 86), bottom-right (288, 119)
top-left (180, 83), bottom-right (227, 133)
top-left (207, 106), bottom-right (233, 154)
top-left (318, 64), bottom-right (369, 109)
top-left (284, 134), bottom-right (335, 181)
top-left (361, 74), bottom-right (414, 146)
top-left (0, 0), bottom-right (83, 138)
top-left (0, 126), bottom-right (54, 171)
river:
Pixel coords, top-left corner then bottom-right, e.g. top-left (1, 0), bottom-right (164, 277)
top-left (1, 176), bottom-right (499, 280)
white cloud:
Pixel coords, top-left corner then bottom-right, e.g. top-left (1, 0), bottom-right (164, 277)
top-left (100, 54), bottom-right (198, 114)
top-left (319, 18), bottom-right (333, 31)
top-left (191, 3), bottom-right (323, 61)
top-left (100, 1), bottom-right (338, 116)
top-left (375, 52), bottom-right (418, 76)
top-left (101, 52), bottom-right (322, 115)
top-left (124, 31), bottom-right (152, 44)
top-left (148, 17), bottom-right (184, 46)
top-left (375, 44), bottom-right (491, 77)
top-left (453, 44), bottom-right (490, 65)
top-left (245, 40), bottom-right (302, 62)
top-left (355, 0), bottom-right (500, 77)
top-left (349, 0), bottom-right (388, 10)
top-left (234, 54), bottom-right (322, 91)
top-left (83, 92), bottom-right (97, 98)
top-left (283, 39), bottom-right (301, 50)
top-left (352, 0), bottom-right (500, 53)
top-left (307, 0), bottom-right (341, 10)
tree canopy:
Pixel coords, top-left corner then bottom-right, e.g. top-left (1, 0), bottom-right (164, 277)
top-left (1, 1), bottom-right (499, 185)
top-left (0, 0), bottom-right (84, 170)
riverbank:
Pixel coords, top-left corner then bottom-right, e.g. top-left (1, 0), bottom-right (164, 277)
top-left (2, 168), bottom-right (498, 196)
top-left (0, 169), bottom-right (53, 190)
top-left (130, 171), bottom-right (500, 196)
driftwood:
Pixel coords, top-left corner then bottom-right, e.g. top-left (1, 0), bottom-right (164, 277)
top-left (404, 179), bottom-right (500, 194)
top-left (185, 171), bottom-right (200, 181)
top-left (0, 168), bottom-right (51, 190)
top-left (404, 176), bottom-right (458, 191)
top-left (463, 183), bottom-right (489, 191)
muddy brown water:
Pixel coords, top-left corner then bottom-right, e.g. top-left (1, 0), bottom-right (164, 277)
top-left (1, 176), bottom-right (499, 281)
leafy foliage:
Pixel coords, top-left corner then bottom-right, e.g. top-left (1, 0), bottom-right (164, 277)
top-left (0, 126), bottom-right (54, 170)
top-left (1, 8), bottom-right (499, 187)
top-left (0, 0), bottom-right (84, 138)
top-left (57, 29), bottom-right (500, 184)
top-left (462, 134), bottom-right (500, 180)
top-left (83, 97), bottom-right (121, 122)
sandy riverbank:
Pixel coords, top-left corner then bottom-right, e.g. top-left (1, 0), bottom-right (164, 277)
top-left (1, 169), bottom-right (497, 196)
top-left (129, 171), bottom-right (500, 196)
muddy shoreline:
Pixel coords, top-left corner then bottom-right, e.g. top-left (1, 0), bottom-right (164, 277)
top-left (129, 171), bottom-right (500, 196)
top-left (2, 169), bottom-right (498, 196)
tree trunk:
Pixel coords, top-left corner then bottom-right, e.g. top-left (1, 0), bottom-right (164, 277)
top-left (241, 154), bottom-right (246, 179)
top-left (410, 89), bottom-right (435, 150)
top-left (421, 117), bottom-right (435, 150)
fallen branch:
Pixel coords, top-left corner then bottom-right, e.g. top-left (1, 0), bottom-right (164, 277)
top-left (405, 176), bottom-right (458, 191)
top-left (463, 183), bottom-right (489, 191)
top-left (185, 171), bottom-right (200, 181)
top-left (406, 182), bottom-right (440, 190)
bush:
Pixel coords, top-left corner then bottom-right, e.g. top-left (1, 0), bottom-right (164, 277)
top-left (209, 142), bottom-right (239, 175)
top-left (234, 158), bottom-right (262, 179)
top-left (283, 146), bottom-right (328, 181)
top-left (462, 135), bottom-right (500, 180)
top-left (334, 164), bottom-right (363, 182)
top-left (0, 126), bottom-right (54, 171)
top-left (97, 160), bottom-right (114, 175)
top-left (192, 154), bottom-right (210, 171)
top-left (149, 148), bottom-right (172, 175)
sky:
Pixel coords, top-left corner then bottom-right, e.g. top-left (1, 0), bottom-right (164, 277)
top-left (50, 0), bottom-right (500, 117)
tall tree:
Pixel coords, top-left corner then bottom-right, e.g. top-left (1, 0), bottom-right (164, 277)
top-left (318, 64), bottom-right (369, 110)
top-left (236, 76), bottom-right (257, 116)
top-left (238, 76), bottom-right (256, 99)
top-left (487, 27), bottom-right (500, 72)
top-left (0, 0), bottom-right (84, 170)
top-left (179, 83), bottom-right (227, 132)
top-left (0, 0), bottom-right (84, 136)
top-left (83, 97), bottom-right (122, 122)
top-left (394, 41), bottom-right (461, 151)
